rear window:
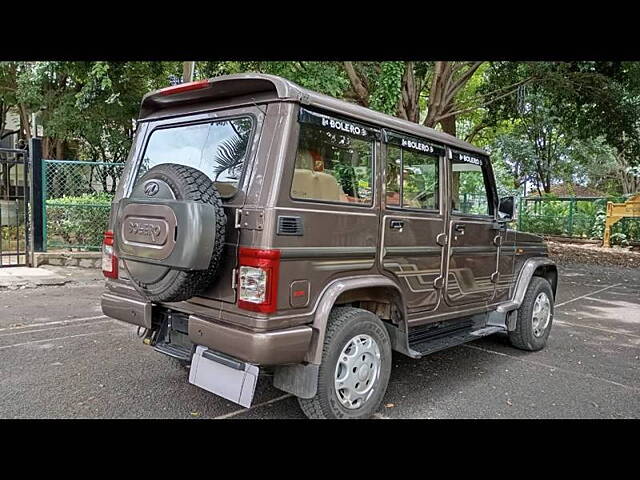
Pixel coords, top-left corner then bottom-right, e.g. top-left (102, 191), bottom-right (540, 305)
top-left (137, 117), bottom-right (253, 197)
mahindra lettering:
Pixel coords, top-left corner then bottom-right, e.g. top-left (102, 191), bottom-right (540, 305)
top-left (102, 74), bottom-right (557, 419)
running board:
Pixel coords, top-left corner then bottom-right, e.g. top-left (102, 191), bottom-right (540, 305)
top-left (408, 326), bottom-right (504, 358)
top-left (154, 342), bottom-right (192, 362)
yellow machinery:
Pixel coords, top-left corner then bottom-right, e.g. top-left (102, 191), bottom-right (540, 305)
top-left (602, 193), bottom-right (640, 247)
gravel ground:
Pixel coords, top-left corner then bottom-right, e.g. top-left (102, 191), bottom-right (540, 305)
top-left (548, 240), bottom-right (640, 268)
top-left (0, 261), bottom-right (638, 419)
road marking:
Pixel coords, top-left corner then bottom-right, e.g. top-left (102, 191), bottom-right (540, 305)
top-left (0, 315), bottom-right (108, 332)
top-left (0, 328), bottom-right (128, 350)
top-left (372, 413), bottom-right (391, 419)
top-left (594, 289), bottom-right (640, 298)
top-left (463, 344), bottom-right (640, 392)
top-left (555, 283), bottom-right (623, 309)
top-left (0, 319), bottom-right (114, 338)
top-left (214, 394), bottom-right (293, 419)
top-left (555, 320), bottom-right (640, 340)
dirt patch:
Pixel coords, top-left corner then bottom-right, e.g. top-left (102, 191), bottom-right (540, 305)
top-left (548, 241), bottom-right (640, 268)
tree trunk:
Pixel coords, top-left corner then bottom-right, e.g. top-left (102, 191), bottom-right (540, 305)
top-left (397, 62), bottom-right (420, 123)
top-left (55, 139), bottom-right (65, 160)
top-left (17, 104), bottom-right (31, 142)
top-left (440, 114), bottom-right (456, 137)
top-left (343, 62), bottom-right (369, 107)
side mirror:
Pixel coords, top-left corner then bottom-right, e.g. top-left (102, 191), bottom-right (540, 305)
top-left (498, 195), bottom-right (518, 222)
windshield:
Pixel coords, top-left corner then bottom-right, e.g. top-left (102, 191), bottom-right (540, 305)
top-left (136, 116), bottom-right (253, 198)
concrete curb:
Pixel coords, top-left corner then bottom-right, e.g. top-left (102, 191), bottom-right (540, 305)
top-left (34, 252), bottom-right (101, 269)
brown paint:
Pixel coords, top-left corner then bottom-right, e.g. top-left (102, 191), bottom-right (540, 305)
top-left (102, 73), bottom-right (555, 369)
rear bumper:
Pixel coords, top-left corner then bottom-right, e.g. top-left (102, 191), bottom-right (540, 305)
top-left (100, 292), bottom-right (313, 366)
top-left (188, 315), bottom-right (312, 366)
top-left (101, 292), bottom-right (152, 329)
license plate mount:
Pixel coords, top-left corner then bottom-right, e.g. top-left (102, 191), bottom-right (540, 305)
top-left (188, 345), bottom-right (259, 408)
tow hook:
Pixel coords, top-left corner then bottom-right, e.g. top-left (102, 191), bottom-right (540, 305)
top-left (138, 327), bottom-right (154, 345)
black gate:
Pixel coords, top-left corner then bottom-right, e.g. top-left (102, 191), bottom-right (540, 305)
top-left (0, 148), bottom-right (30, 267)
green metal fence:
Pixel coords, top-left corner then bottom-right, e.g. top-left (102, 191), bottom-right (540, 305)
top-left (43, 159), bottom-right (124, 250)
top-left (40, 159), bottom-right (639, 250)
top-left (517, 195), bottom-right (640, 243)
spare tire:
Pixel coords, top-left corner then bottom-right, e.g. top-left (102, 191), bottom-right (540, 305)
top-left (120, 163), bottom-right (226, 303)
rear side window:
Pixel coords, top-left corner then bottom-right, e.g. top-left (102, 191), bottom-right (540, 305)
top-left (137, 117), bottom-right (253, 198)
top-left (291, 111), bottom-right (374, 206)
top-left (385, 133), bottom-right (442, 211)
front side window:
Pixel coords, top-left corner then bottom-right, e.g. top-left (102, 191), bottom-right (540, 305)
top-left (291, 120), bottom-right (374, 205)
top-left (137, 117), bottom-right (253, 197)
top-left (385, 137), bottom-right (441, 211)
top-left (450, 153), bottom-right (491, 216)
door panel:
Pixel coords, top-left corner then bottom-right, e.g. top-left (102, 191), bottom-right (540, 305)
top-left (379, 133), bottom-right (446, 317)
top-left (381, 213), bottom-right (445, 313)
top-left (445, 218), bottom-right (498, 306)
top-left (444, 150), bottom-right (500, 307)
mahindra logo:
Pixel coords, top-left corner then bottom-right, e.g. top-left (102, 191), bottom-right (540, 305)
top-left (128, 222), bottom-right (162, 243)
top-left (144, 181), bottom-right (159, 197)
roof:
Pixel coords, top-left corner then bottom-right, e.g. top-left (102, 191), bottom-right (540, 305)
top-left (139, 73), bottom-right (487, 156)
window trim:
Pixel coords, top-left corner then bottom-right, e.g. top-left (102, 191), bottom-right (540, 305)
top-left (289, 111), bottom-right (377, 208)
top-left (129, 112), bottom-right (258, 199)
top-left (383, 136), bottom-right (443, 214)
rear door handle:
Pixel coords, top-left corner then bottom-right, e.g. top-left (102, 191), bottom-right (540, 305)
top-left (390, 220), bottom-right (404, 230)
top-left (454, 224), bottom-right (466, 235)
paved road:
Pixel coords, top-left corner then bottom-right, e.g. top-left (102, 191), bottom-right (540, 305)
top-left (1, 263), bottom-right (638, 419)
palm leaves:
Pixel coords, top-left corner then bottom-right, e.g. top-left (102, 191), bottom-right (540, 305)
top-left (212, 130), bottom-right (248, 182)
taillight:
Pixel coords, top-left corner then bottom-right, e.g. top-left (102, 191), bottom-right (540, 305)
top-left (158, 79), bottom-right (210, 96)
top-left (102, 230), bottom-right (118, 279)
top-left (237, 248), bottom-right (280, 313)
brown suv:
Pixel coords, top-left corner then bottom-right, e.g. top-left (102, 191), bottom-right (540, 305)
top-left (101, 73), bottom-right (557, 419)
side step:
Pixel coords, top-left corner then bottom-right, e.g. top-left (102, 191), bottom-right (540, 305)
top-left (409, 325), bottom-right (504, 357)
top-left (154, 342), bottom-right (192, 362)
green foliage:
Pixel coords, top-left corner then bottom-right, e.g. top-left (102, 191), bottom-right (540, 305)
top-left (1, 225), bottom-right (25, 243)
top-left (369, 62), bottom-right (405, 115)
top-left (46, 192), bottom-right (112, 249)
top-left (517, 196), bottom-right (640, 243)
top-left (3, 60), bottom-right (640, 210)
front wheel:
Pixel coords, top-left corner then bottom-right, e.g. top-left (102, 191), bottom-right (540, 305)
top-left (298, 307), bottom-right (392, 419)
top-left (508, 276), bottom-right (554, 351)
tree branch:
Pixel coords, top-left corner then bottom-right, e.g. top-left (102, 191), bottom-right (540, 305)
top-left (443, 61), bottom-right (483, 107)
top-left (343, 62), bottom-right (369, 107)
top-left (435, 78), bottom-right (532, 123)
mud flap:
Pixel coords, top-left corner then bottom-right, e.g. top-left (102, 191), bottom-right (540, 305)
top-left (189, 345), bottom-right (259, 408)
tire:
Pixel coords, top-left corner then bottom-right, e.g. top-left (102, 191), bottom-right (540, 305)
top-left (298, 307), bottom-right (392, 419)
top-left (124, 164), bottom-right (226, 303)
top-left (508, 276), bottom-right (554, 351)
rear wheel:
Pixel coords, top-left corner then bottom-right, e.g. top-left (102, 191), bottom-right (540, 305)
top-left (297, 307), bottom-right (392, 419)
top-left (508, 276), bottom-right (554, 351)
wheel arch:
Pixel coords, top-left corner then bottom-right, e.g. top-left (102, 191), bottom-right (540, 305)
top-left (274, 276), bottom-right (405, 400)
top-left (497, 257), bottom-right (558, 315)
top-left (304, 275), bottom-right (407, 365)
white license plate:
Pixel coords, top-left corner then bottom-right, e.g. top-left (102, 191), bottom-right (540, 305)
top-left (188, 345), bottom-right (259, 408)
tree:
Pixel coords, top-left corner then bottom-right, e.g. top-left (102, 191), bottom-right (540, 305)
top-left (342, 61), bottom-right (530, 137)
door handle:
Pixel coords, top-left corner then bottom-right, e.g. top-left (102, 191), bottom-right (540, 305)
top-left (390, 220), bottom-right (404, 230)
top-left (454, 224), bottom-right (466, 235)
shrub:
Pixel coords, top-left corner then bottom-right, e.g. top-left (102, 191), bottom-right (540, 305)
top-left (46, 193), bottom-right (112, 249)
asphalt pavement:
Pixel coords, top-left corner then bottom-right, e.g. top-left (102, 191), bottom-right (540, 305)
top-left (0, 263), bottom-right (638, 419)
